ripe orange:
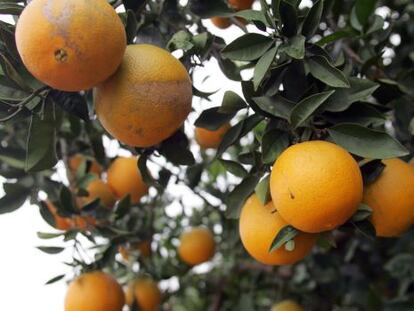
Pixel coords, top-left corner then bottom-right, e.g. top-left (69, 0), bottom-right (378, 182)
top-left (107, 157), bottom-right (148, 204)
top-left (119, 240), bottom-right (152, 261)
top-left (72, 215), bottom-right (96, 231)
top-left (195, 123), bottom-right (231, 149)
top-left (363, 158), bottom-right (414, 237)
top-left (69, 154), bottom-right (102, 177)
top-left (270, 141), bottom-right (363, 233)
top-left (65, 271), bottom-right (124, 311)
top-left (43, 200), bottom-right (73, 231)
top-left (211, 17), bottom-right (232, 29)
top-left (126, 278), bottom-right (161, 311)
top-left (229, 0), bottom-right (255, 10)
top-left (15, 0), bottom-right (126, 91)
top-left (178, 227), bottom-right (215, 266)
top-left (83, 179), bottom-right (116, 208)
top-left (271, 300), bottom-right (304, 311)
top-left (239, 195), bottom-right (315, 265)
top-left (95, 44), bottom-right (192, 147)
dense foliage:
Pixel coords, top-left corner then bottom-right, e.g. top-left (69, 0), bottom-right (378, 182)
top-left (0, 0), bottom-right (414, 310)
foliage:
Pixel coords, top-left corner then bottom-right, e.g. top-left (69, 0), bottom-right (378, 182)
top-left (1, 0), bottom-right (414, 310)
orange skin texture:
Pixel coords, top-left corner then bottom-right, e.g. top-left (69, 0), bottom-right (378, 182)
top-left (95, 44), bottom-right (192, 147)
top-left (239, 195), bottom-right (315, 265)
top-left (126, 278), bottom-right (162, 311)
top-left (195, 123), bottom-right (231, 149)
top-left (119, 240), bottom-right (152, 261)
top-left (72, 215), bottom-right (96, 231)
top-left (270, 141), bottom-right (363, 233)
top-left (84, 179), bottom-right (116, 208)
top-left (107, 157), bottom-right (148, 204)
top-left (65, 271), bottom-right (124, 311)
top-left (271, 300), bottom-right (304, 311)
top-left (178, 227), bottom-right (216, 266)
top-left (229, 0), bottom-right (255, 10)
top-left (211, 17), bottom-right (232, 29)
top-left (15, 0), bottom-right (126, 91)
top-left (69, 154), bottom-right (102, 177)
top-left (363, 158), bottom-right (414, 237)
top-left (44, 200), bottom-right (73, 231)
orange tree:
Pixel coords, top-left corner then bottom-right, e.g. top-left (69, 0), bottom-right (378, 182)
top-left (1, 0), bottom-right (414, 310)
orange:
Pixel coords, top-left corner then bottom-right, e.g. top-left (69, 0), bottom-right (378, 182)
top-left (239, 195), bottom-right (315, 265)
top-left (363, 158), bottom-right (414, 237)
top-left (65, 271), bottom-right (124, 311)
top-left (72, 215), bottom-right (96, 231)
top-left (107, 157), bottom-right (148, 204)
top-left (15, 0), bottom-right (126, 91)
top-left (195, 123), bottom-right (231, 149)
top-left (119, 240), bottom-right (152, 261)
top-left (43, 200), bottom-right (73, 231)
top-left (270, 141), bottom-right (363, 233)
top-left (211, 17), bottom-right (232, 29)
top-left (229, 0), bottom-right (255, 10)
top-left (69, 154), bottom-right (102, 177)
top-left (178, 227), bottom-right (215, 266)
top-left (95, 44), bottom-right (192, 147)
top-left (83, 179), bottom-right (116, 208)
top-left (126, 278), bottom-right (161, 311)
top-left (271, 300), bottom-right (304, 311)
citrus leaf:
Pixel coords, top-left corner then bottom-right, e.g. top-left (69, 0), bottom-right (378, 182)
top-left (222, 33), bottom-right (274, 61)
top-left (280, 34), bottom-right (305, 59)
top-left (253, 46), bottom-right (278, 90)
top-left (302, 0), bottom-right (324, 38)
top-left (0, 183), bottom-right (30, 214)
top-left (352, 203), bottom-right (373, 222)
top-left (269, 225), bottom-right (298, 252)
top-left (255, 175), bottom-right (270, 205)
top-left (218, 159), bottom-right (248, 178)
top-left (37, 246), bottom-right (65, 254)
top-left (261, 129), bottom-right (289, 164)
top-left (195, 107), bottom-right (235, 130)
top-left (279, 0), bottom-right (298, 37)
top-left (360, 159), bottom-right (385, 185)
top-left (45, 274), bottom-right (65, 285)
top-left (218, 91), bottom-right (247, 114)
top-left (307, 56), bottom-right (350, 88)
top-left (328, 123), bottom-right (409, 159)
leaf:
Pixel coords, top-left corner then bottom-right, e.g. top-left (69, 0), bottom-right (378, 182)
top-left (37, 232), bottom-right (64, 240)
top-left (290, 90), bottom-right (335, 128)
top-left (316, 29), bottom-right (357, 46)
top-left (253, 95), bottom-right (294, 120)
top-left (352, 203), bottom-right (373, 222)
top-left (253, 46), bottom-right (278, 90)
top-left (225, 174), bottom-right (261, 219)
top-left (255, 175), bottom-right (271, 205)
top-left (222, 33), bottom-right (274, 61)
top-left (306, 56), bottom-right (350, 88)
top-left (302, 0), bottom-right (324, 38)
top-left (218, 91), bottom-right (247, 114)
top-left (25, 102), bottom-right (58, 172)
top-left (280, 35), bottom-right (305, 59)
top-left (0, 3), bottom-right (24, 16)
top-left (355, 0), bottom-right (377, 26)
top-left (59, 186), bottom-right (78, 216)
top-left (114, 195), bottom-right (131, 220)
top-left (269, 225), bottom-right (298, 252)
top-left (360, 159), bottom-right (385, 185)
top-left (167, 30), bottom-right (194, 52)
top-left (323, 78), bottom-right (380, 112)
top-left (159, 131), bottom-right (195, 166)
top-left (37, 246), bottom-right (65, 254)
top-left (279, 0), bottom-right (298, 37)
top-left (125, 10), bottom-right (139, 44)
top-left (0, 183), bottom-right (30, 214)
top-left (261, 130), bottom-right (289, 164)
top-left (122, 0), bottom-right (146, 12)
top-left (234, 9), bottom-right (270, 26)
top-left (328, 123), bottom-right (409, 159)
top-left (45, 274), bottom-right (65, 285)
top-left (352, 220), bottom-right (376, 239)
top-left (138, 154), bottom-right (156, 186)
top-left (194, 107), bottom-right (235, 130)
top-left (219, 159), bottom-right (248, 178)
top-left (189, 0), bottom-right (233, 18)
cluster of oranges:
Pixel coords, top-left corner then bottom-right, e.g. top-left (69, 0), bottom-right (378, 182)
top-left (239, 140), bottom-right (414, 266)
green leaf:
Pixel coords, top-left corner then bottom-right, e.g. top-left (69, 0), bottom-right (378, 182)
top-left (167, 30), bottom-right (194, 52)
top-left (125, 10), bottom-right (138, 44)
top-left (290, 90), bottom-right (335, 128)
top-left (37, 232), bottom-right (64, 240)
top-left (37, 246), bottom-right (65, 254)
top-left (269, 225), bottom-right (298, 252)
top-left (255, 175), bottom-right (271, 205)
top-left (59, 186), bottom-right (78, 216)
top-left (25, 103), bottom-right (58, 172)
top-left (222, 33), bottom-right (274, 61)
top-left (114, 195), bottom-right (131, 220)
top-left (306, 56), bottom-right (350, 88)
top-left (252, 95), bottom-right (294, 120)
top-left (360, 159), bottom-right (385, 185)
top-left (355, 0), bottom-right (377, 26)
top-left (352, 203), bottom-right (373, 222)
top-left (253, 46), bottom-right (278, 90)
top-left (45, 274), bottom-right (65, 285)
top-left (218, 91), bottom-right (247, 114)
top-left (316, 29), bottom-right (357, 46)
top-left (218, 159), bottom-right (248, 178)
top-left (195, 107), bottom-right (234, 131)
top-left (234, 9), bottom-right (270, 27)
top-left (225, 174), bottom-right (261, 219)
top-left (280, 35), bottom-right (305, 59)
top-left (0, 3), bottom-right (24, 16)
top-left (261, 130), bottom-right (289, 164)
top-left (302, 0), bottom-right (324, 38)
top-left (279, 0), bottom-right (298, 37)
top-left (0, 183), bottom-right (30, 214)
top-left (328, 123), bottom-right (409, 159)
top-left (323, 78), bottom-right (379, 112)
top-left (189, 0), bottom-right (233, 18)
top-left (159, 131), bottom-right (195, 166)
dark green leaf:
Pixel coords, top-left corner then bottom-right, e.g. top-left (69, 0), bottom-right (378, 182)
top-left (280, 35), bottom-right (305, 59)
top-left (355, 0), bottom-right (377, 26)
top-left (261, 129), bottom-right (289, 164)
top-left (328, 124), bottom-right (409, 159)
top-left (222, 33), bottom-right (274, 61)
top-left (360, 159), bottom-right (385, 185)
top-left (37, 246), bottom-right (65, 254)
top-left (302, 0), bottom-right (324, 38)
top-left (253, 46), bottom-right (278, 90)
top-left (255, 175), bottom-right (271, 205)
top-left (279, 0), bottom-right (298, 37)
top-left (352, 203), bottom-right (373, 222)
top-left (219, 159), bottom-right (248, 178)
top-left (269, 225), bottom-right (298, 252)
top-left (219, 91), bottom-right (247, 114)
top-left (194, 107), bottom-right (234, 131)
top-left (45, 274), bottom-right (65, 285)
top-left (0, 183), bottom-right (30, 214)
top-left (253, 95), bottom-right (294, 120)
top-left (306, 56), bottom-right (350, 88)
top-left (114, 195), bottom-right (131, 220)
